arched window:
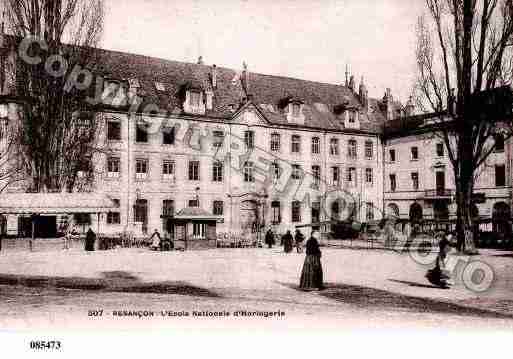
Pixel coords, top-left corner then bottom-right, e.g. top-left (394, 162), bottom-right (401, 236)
top-left (386, 203), bottom-right (400, 218)
top-left (492, 202), bottom-right (511, 233)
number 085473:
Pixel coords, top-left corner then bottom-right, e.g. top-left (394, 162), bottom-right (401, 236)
top-left (29, 340), bottom-right (62, 350)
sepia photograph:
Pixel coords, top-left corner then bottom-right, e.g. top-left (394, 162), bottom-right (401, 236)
top-left (0, 0), bottom-right (513, 356)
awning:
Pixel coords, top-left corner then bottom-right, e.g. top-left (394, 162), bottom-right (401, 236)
top-left (0, 192), bottom-right (118, 214)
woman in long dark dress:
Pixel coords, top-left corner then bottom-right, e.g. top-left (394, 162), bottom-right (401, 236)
top-left (299, 231), bottom-right (324, 290)
top-left (85, 228), bottom-right (96, 251)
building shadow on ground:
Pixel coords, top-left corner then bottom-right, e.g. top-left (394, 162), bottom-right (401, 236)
top-left (0, 271), bottom-right (219, 298)
top-left (278, 281), bottom-right (513, 319)
top-left (388, 279), bottom-right (443, 289)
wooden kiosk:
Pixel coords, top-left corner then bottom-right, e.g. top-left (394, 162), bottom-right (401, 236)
top-left (171, 207), bottom-right (219, 250)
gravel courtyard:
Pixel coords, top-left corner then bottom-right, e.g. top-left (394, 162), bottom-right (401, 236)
top-left (1, 241), bottom-right (513, 330)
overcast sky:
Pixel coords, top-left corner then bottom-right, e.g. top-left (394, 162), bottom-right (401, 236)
top-left (103, 0), bottom-right (425, 102)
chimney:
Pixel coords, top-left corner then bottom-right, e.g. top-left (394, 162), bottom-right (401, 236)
top-left (241, 61), bottom-right (249, 95)
top-left (345, 64), bottom-right (349, 87)
top-left (348, 75), bottom-right (355, 92)
top-left (359, 76), bottom-right (368, 112)
top-left (211, 64), bottom-right (217, 89)
top-left (404, 96), bottom-right (414, 116)
top-left (383, 88), bottom-right (393, 121)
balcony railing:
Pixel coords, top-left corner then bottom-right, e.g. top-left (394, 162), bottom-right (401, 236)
top-left (423, 188), bottom-right (455, 198)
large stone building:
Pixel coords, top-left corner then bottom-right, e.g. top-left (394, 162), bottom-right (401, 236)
top-left (0, 32), bottom-right (511, 241)
top-left (383, 111), bottom-right (512, 234)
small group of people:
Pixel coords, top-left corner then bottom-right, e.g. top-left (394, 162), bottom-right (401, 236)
top-left (264, 228), bottom-right (305, 253)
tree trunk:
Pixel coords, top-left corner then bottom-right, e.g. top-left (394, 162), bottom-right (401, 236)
top-left (457, 169), bottom-right (478, 254)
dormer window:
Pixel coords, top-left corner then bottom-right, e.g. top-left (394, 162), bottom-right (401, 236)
top-left (128, 78), bottom-right (140, 90)
top-left (285, 99), bottom-right (305, 125)
top-left (184, 88), bottom-right (205, 115)
top-left (155, 82), bottom-right (166, 92)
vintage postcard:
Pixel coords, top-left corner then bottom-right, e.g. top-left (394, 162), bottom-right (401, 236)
top-left (0, 0), bottom-right (513, 356)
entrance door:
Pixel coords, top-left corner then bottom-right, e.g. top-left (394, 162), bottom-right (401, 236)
top-left (436, 171), bottom-right (445, 195)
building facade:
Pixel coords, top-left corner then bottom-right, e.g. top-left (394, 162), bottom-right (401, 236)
top-left (0, 34), bottom-right (511, 240)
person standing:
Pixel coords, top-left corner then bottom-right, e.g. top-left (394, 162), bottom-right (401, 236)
top-left (85, 228), bottom-right (96, 251)
top-left (63, 224), bottom-right (72, 250)
top-left (282, 230), bottom-right (293, 253)
top-left (149, 228), bottom-right (162, 251)
top-left (294, 229), bottom-right (305, 253)
top-left (264, 228), bottom-right (275, 248)
top-left (299, 231), bottom-right (324, 290)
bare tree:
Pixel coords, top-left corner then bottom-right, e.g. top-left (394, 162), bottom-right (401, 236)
top-left (3, 0), bottom-right (105, 193)
top-left (415, 0), bottom-right (513, 253)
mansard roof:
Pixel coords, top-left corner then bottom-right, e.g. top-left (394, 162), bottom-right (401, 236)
top-left (2, 35), bottom-right (402, 134)
top-left (92, 48), bottom-right (397, 134)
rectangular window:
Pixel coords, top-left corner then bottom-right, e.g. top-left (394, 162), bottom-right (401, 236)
top-left (271, 201), bottom-right (281, 224)
top-left (188, 199), bottom-right (199, 207)
top-left (162, 200), bottom-right (174, 217)
top-left (312, 165), bottom-right (321, 188)
top-left (134, 199), bottom-right (148, 223)
top-left (411, 146), bottom-right (419, 160)
top-left (495, 165), bottom-right (506, 187)
top-left (330, 138), bottom-right (339, 156)
top-left (74, 213), bottom-right (91, 225)
top-left (271, 161), bottom-right (281, 180)
top-left (292, 103), bottom-right (301, 117)
top-left (135, 159), bottom-right (148, 179)
top-left (136, 125), bottom-right (148, 143)
top-left (243, 161), bottom-right (255, 182)
top-left (244, 130), bottom-right (254, 149)
top-left (107, 121), bottom-right (121, 141)
top-left (213, 201), bottom-right (224, 215)
top-left (366, 202), bottom-right (374, 221)
top-left (107, 157), bottom-right (120, 178)
top-left (436, 143), bottom-right (444, 157)
top-left (107, 199), bottom-right (121, 224)
top-left (291, 135), bottom-right (301, 153)
top-left (162, 160), bottom-right (175, 179)
top-left (192, 223), bottom-right (206, 238)
top-left (411, 172), bottom-right (419, 190)
top-left (212, 161), bottom-right (223, 182)
top-left (390, 174), bottom-right (397, 192)
top-left (348, 139), bottom-right (357, 159)
top-left (311, 137), bottom-right (320, 154)
top-left (348, 110), bottom-right (356, 123)
top-left (213, 130), bottom-right (224, 148)
top-left (162, 127), bottom-right (175, 145)
top-left (347, 167), bottom-right (356, 185)
top-left (190, 91), bottom-right (201, 107)
top-left (365, 168), bottom-right (373, 184)
top-left (311, 202), bottom-right (320, 223)
top-left (188, 161), bottom-right (200, 181)
top-left (332, 166), bottom-right (340, 185)
top-left (365, 141), bottom-right (373, 159)
top-left (291, 201), bottom-right (301, 222)
top-left (389, 149), bottom-right (396, 162)
top-left (270, 133), bottom-right (281, 152)
top-left (292, 164), bottom-right (302, 180)
top-left (495, 135), bottom-right (505, 152)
